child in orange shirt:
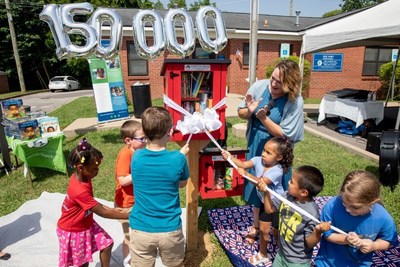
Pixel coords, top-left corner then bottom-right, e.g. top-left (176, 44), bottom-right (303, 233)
top-left (114, 120), bottom-right (145, 265)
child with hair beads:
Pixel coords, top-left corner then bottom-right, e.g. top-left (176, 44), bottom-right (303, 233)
top-left (221, 137), bottom-right (293, 265)
top-left (315, 170), bottom-right (398, 267)
top-left (114, 120), bottom-right (145, 265)
top-left (57, 138), bottom-right (129, 267)
top-left (258, 165), bottom-right (331, 267)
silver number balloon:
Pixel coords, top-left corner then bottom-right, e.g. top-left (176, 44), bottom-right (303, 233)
top-left (39, 4), bottom-right (71, 60)
top-left (60, 3), bottom-right (97, 58)
top-left (89, 8), bottom-right (123, 59)
top-left (164, 9), bottom-right (195, 58)
top-left (195, 6), bottom-right (227, 54)
top-left (132, 10), bottom-right (165, 60)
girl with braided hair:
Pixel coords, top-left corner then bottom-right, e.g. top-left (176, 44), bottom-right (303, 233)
top-left (56, 138), bottom-right (129, 267)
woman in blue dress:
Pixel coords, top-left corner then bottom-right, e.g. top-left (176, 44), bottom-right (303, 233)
top-left (237, 59), bottom-right (304, 244)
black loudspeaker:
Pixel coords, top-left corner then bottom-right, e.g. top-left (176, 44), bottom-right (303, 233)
top-left (379, 130), bottom-right (400, 191)
top-left (366, 132), bottom-right (382, 155)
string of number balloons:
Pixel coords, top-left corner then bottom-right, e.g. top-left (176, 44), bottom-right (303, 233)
top-left (39, 2), bottom-right (228, 60)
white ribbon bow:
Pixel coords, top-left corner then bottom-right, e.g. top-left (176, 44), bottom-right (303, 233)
top-left (163, 95), bottom-right (225, 136)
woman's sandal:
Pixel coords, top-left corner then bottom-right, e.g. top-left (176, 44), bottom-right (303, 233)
top-left (248, 252), bottom-right (270, 266)
top-left (244, 226), bottom-right (260, 245)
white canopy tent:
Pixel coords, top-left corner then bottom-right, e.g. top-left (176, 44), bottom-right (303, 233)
top-left (299, 0), bottom-right (400, 127)
top-left (301, 0), bottom-right (400, 54)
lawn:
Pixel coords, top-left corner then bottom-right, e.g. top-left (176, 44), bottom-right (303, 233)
top-left (0, 96), bottom-right (398, 266)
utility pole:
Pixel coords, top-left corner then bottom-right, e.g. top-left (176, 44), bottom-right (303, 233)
top-left (289, 0), bottom-right (293, 16)
top-left (5, 0), bottom-right (26, 93)
top-left (249, 0), bottom-right (259, 86)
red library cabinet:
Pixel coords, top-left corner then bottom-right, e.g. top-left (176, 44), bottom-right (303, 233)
top-left (199, 147), bottom-right (248, 199)
top-left (160, 59), bottom-right (231, 142)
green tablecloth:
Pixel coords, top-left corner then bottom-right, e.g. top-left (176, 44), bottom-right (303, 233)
top-left (7, 134), bottom-right (67, 174)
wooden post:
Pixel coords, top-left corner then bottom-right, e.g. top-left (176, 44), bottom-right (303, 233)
top-left (177, 140), bottom-right (208, 251)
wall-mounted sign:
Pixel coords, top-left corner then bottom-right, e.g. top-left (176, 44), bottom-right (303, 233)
top-left (312, 53), bottom-right (343, 72)
top-left (392, 49), bottom-right (398, 61)
top-left (280, 43), bottom-right (290, 58)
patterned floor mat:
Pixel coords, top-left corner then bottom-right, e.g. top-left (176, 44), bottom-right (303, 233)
top-left (207, 196), bottom-right (400, 267)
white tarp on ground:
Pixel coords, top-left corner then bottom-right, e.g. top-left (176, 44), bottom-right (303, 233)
top-left (0, 191), bottom-right (200, 267)
top-left (302, 0), bottom-right (400, 54)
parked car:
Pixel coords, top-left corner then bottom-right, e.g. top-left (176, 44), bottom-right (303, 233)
top-left (48, 76), bottom-right (81, 92)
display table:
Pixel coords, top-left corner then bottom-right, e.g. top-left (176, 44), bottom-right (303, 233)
top-left (318, 95), bottom-right (384, 128)
top-left (7, 134), bottom-right (67, 185)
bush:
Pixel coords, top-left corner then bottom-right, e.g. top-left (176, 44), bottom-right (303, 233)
top-left (265, 56), bottom-right (311, 95)
top-left (378, 61), bottom-right (400, 100)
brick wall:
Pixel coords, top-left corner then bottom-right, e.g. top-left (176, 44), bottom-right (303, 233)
top-left (121, 37), bottom-right (380, 101)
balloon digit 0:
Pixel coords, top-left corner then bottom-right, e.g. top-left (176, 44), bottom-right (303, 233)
top-left (195, 6), bottom-right (227, 54)
top-left (89, 8), bottom-right (123, 59)
top-left (164, 9), bottom-right (195, 58)
top-left (132, 10), bottom-right (165, 60)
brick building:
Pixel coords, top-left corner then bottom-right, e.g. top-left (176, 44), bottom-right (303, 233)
top-left (114, 8), bottom-right (395, 101)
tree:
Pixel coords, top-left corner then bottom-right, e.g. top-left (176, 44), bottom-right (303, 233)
top-left (322, 9), bottom-right (343, 18)
top-left (167, 0), bottom-right (187, 9)
top-left (340, 0), bottom-right (386, 12)
top-left (153, 0), bottom-right (164, 9)
top-left (188, 0), bottom-right (216, 11)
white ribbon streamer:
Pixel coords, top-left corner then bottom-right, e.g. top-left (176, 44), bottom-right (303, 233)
top-left (203, 130), bottom-right (347, 235)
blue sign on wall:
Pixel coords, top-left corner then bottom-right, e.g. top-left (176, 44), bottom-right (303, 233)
top-left (312, 53), bottom-right (343, 72)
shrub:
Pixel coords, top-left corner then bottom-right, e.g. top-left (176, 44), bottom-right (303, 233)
top-left (378, 61), bottom-right (400, 100)
top-left (265, 56), bottom-right (311, 95)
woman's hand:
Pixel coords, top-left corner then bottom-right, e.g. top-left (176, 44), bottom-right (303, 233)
top-left (245, 94), bottom-right (263, 114)
top-left (256, 107), bottom-right (267, 121)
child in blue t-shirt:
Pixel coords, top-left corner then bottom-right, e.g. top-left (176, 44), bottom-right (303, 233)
top-left (315, 170), bottom-right (398, 267)
top-left (129, 107), bottom-right (189, 267)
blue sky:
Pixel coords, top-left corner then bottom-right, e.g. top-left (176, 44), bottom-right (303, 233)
top-left (159, 0), bottom-right (343, 17)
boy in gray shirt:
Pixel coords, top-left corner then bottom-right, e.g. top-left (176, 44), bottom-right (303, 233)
top-left (257, 165), bottom-right (330, 266)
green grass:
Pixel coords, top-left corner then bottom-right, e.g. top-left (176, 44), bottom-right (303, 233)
top-left (0, 96), bottom-right (399, 266)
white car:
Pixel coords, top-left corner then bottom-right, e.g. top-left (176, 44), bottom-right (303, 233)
top-left (49, 76), bottom-right (81, 92)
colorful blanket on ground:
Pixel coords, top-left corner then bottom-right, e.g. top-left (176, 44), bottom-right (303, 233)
top-left (207, 196), bottom-right (400, 267)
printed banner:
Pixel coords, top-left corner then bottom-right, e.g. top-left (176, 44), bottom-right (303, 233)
top-left (88, 54), bottom-right (129, 123)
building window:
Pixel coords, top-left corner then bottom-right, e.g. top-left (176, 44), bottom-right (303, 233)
top-left (362, 47), bottom-right (394, 76)
top-left (243, 43), bottom-right (258, 66)
top-left (193, 43), bottom-right (216, 59)
top-left (128, 42), bottom-right (148, 76)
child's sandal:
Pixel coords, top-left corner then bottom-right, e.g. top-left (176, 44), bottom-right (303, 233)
top-left (248, 252), bottom-right (270, 266)
top-left (244, 226), bottom-right (260, 245)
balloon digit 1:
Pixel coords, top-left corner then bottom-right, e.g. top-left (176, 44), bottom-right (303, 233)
top-left (89, 8), bottom-right (123, 59)
top-left (195, 6), bottom-right (228, 54)
top-left (164, 9), bottom-right (195, 58)
top-left (132, 10), bottom-right (165, 60)
top-left (39, 4), bottom-right (71, 60)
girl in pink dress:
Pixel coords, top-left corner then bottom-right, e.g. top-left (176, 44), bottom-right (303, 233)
top-left (56, 138), bottom-right (129, 267)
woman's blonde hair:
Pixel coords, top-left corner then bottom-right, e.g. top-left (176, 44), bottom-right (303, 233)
top-left (275, 60), bottom-right (302, 102)
top-left (340, 170), bottom-right (381, 204)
